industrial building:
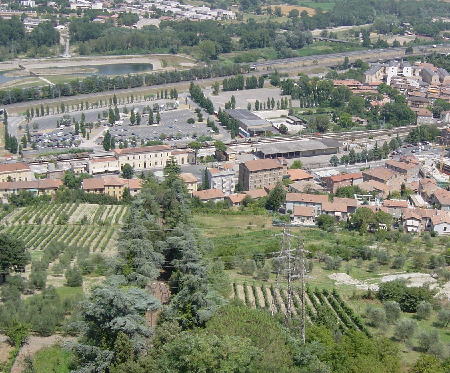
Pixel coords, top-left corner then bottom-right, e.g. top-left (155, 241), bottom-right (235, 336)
top-left (225, 109), bottom-right (274, 137)
top-left (255, 139), bottom-right (341, 159)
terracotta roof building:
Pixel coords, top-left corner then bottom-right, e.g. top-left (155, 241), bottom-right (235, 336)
top-left (287, 169), bottom-right (313, 182)
top-left (291, 205), bottom-right (316, 226)
top-left (193, 188), bottom-right (225, 202)
top-left (82, 176), bottom-right (142, 199)
top-left (285, 192), bottom-right (328, 213)
top-left (324, 172), bottom-right (363, 193)
top-left (0, 179), bottom-right (62, 200)
top-left (0, 162), bottom-right (33, 182)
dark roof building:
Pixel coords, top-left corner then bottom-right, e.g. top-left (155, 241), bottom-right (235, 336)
top-left (225, 109), bottom-right (273, 137)
top-left (255, 139), bottom-right (341, 159)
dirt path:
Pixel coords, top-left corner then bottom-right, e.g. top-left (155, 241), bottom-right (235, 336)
top-left (11, 335), bottom-right (76, 373)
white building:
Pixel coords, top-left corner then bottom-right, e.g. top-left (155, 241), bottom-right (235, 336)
top-left (207, 167), bottom-right (236, 196)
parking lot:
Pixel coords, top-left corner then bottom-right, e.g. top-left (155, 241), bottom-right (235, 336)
top-left (108, 109), bottom-right (219, 144)
top-left (23, 96), bottom-right (232, 150)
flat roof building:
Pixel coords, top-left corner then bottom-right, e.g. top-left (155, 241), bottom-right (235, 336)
top-left (225, 109), bottom-right (273, 137)
top-left (255, 139), bottom-right (341, 159)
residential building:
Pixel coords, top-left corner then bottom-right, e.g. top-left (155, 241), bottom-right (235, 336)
top-left (414, 108), bottom-right (434, 125)
top-left (431, 189), bottom-right (450, 210)
top-left (402, 209), bottom-right (422, 233)
top-left (431, 213), bottom-right (450, 235)
top-left (358, 180), bottom-right (390, 198)
top-left (288, 180), bottom-right (325, 194)
top-left (0, 179), bottom-right (62, 201)
top-left (385, 160), bottom-right (420, 182)
top-left (321, 201), bottom-right (349, 221)
top-left (362, 167), bottom-right (403, 187)
top-left (82, 176), bottom-right (142, 199)
top-left (324, 172), bottom-right (363, 193)
top-left (193, 188), bottom-right (225, 203)
top-left (113, 145), bottom-right (172, 170)
top-left (207, 167), bottom-right (236, 195)
top-left (382, 199), bottom-right (408, 218)
top-left (364, 65), bottom-right (384, 83)
top-left (291, 206), bottom-right (316, 226)
top-left (286, 169), bottom-right (313, 182)
top-left (285, 193), bottom-right (328, 214)
top-left (226, 193), bottom-right (247, 207)
top-left (179, 173), bottom-right (198, 195)
top-left (238, 158), bottom-right (287, 191)
top-left (245, 189), bottom-right (267, 199)
top-left (88, 157), bottom-right (120, 175)
top-left (0, 162), bottom-right (33, 182)
top-left (420, 68), bottom-right (440, 85)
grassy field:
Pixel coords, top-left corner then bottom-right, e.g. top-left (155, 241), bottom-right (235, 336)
top-left (29, 345), bottom-right (73, 373)
top-left (298, 1), bottom-right (335, 11)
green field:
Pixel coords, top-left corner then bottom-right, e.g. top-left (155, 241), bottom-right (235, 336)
top-left (28, 345), bottom-right (73, 373)
top-left (298, 1), bottom-right (336, 11)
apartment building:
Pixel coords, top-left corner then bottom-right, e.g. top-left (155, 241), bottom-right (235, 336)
top-left (207, 167), bottom-right (236, 195)
top-left (0, 162), bottom-right (34, 182)
top-left (238, 158), bottom-right (287, 191)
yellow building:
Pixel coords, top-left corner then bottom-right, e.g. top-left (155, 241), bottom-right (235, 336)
top-left (0, 162), bottom-right (33, 182)
top-left (179, 173), bottom-right (199, 195)
top-left (82, 176), bottom-right (142, 199)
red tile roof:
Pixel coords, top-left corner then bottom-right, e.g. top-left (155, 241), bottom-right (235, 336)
top-left (286, 193), bottom-right (328, 204)
top-left (287, 169), bottom-right (313, 181)
top-left (245, 189), bottom-right (267, 199)
top-left (292, 205), bottom-right (315, 217)
top-left (0, 162), bottom-right (30, 173)
top-left (0, 179), bottom-right (62, 190)
top-left (226, 193), bottom-right (247, 204)
top-left (328, 172), bottom-right (362, 183)
top-left (180, 173), bottom-right (198, 183)
top-left (362, 167), bottom-right (397, 182)
top-left (193, 188), bottom-right (225, 200)
top-left (243, 159), bottom-right (284, 172)
top-left (383, 199), bottom-right (408, 208)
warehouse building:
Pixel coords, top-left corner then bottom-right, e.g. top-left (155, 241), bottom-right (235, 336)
top-left (255, 139), bottom-right (341, 159)
top-left (225, 109), bottom-right (274, 137)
